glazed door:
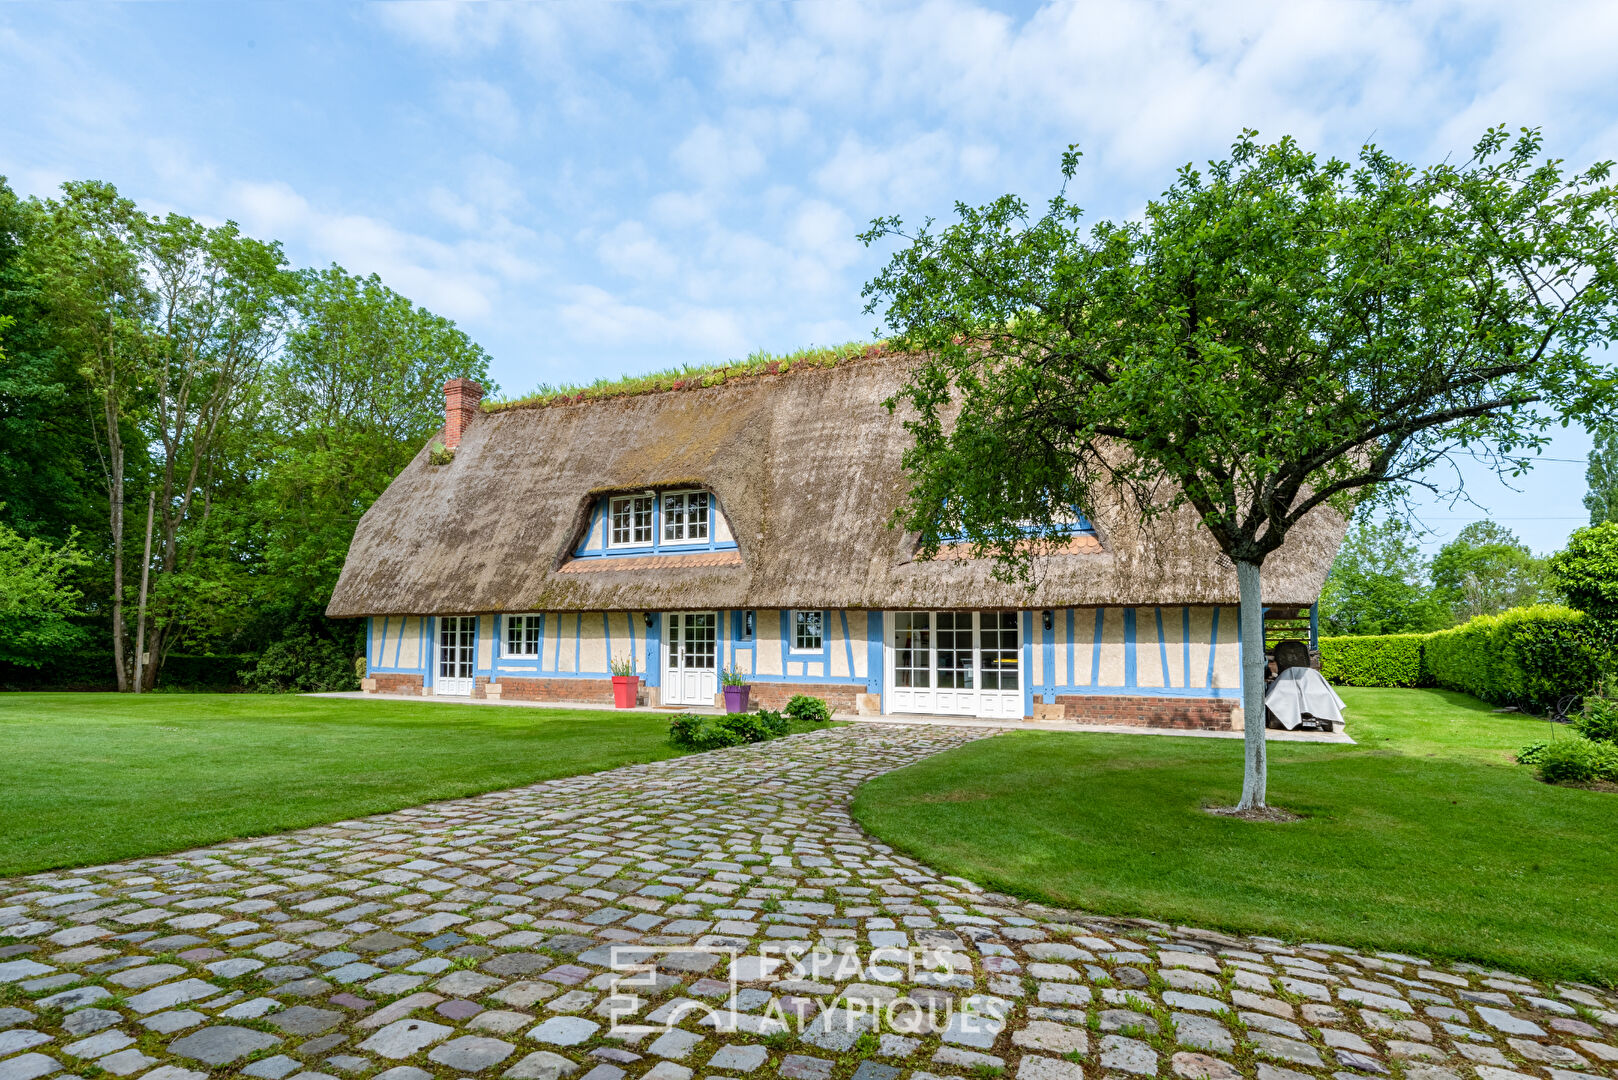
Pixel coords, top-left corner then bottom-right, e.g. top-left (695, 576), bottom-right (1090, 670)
top-left (436, 616), bottom-right (476, 695)
top-left (663, 612), bottom-right (718, 705)
top-left (887, 611), bottom-right (1022, 718)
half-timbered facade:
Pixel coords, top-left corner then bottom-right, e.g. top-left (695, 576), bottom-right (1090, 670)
top-left (328, 355), bottom-right (1347, 728)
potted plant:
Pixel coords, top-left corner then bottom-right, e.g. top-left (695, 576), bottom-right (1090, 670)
top-left (610, 657), bottom-right (639, 709)
top-left (721, 666), bottom-right (751, 713)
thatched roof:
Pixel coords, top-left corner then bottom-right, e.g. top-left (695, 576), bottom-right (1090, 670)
top-left (326, 354), bottom-right (1347, 617)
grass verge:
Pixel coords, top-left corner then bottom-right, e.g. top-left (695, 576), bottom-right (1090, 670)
top-left (851, 687), bottom-right (1617, 984)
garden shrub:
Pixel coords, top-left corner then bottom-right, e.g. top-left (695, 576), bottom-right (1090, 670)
top-left (240, 630), bottom-right (359, 693)
top-left (669, 709), bottom-right (793, 750)
top-left (785, 694), bottom-right (833, 724)
top-left (1534, 736), bottom-right (1618, 785)
top-left (1318, 634), bottom-right (1429, 687)
top-left (757, 708), bottom-right (790, 737)
top-left (716, 711), bottom-right (771, 744)
top-left (1516, 740), bottom-right (1548, 765)
top-left (1573, 689), bottom-right (1618, 745)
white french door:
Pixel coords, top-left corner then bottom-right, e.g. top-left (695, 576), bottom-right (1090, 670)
top-left (436, 616), bottom-right (476, 696)
top-left (663, 612), bottom-right (718, 706)
top-left (887, 611), bottom-right (1022, 718)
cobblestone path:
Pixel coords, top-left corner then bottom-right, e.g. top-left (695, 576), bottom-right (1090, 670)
top-left (2, 724), bottom-right (1614, 1080)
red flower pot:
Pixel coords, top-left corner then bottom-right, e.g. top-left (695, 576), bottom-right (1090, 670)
top-left (612, 675), bottom-right (640, 709)
top-left (723, 684), bottom-right (751, 713)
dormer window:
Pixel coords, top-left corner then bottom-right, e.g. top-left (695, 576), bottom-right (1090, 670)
top-left (662, 490), bottom-right (710, 544)
top-left (610, 495), bottom-right (654, 547)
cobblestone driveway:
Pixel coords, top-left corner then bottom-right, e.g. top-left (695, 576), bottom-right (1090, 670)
top-left (2, 725), bottom-right (1614, 1080)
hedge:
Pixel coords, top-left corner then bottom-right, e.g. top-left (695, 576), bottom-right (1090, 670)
top-left (1423, 605), bottom-right (1606, 714)
top-left (0, 651), bottom-right (253, 691)
top-left (1322, 605), bottom-right (1611, 714)
top-left (1318, 634), bottom-right (1430, 687)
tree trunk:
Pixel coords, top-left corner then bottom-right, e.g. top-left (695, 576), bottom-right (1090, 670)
top-left (133, 492), bottom-right (155, 694)
top-left (108, 442), bottom-right (128, 692)
top-left (1235, 559), bottom-right (1268, 810)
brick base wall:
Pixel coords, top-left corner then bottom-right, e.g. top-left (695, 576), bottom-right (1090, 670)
top-left (496, 677), bottom-right (615, 704)
top-left (746, 682), bottom-right (862, 714)
top-left (370, 673), bottom-right (424, 696)
top-left (1052, 694), bottom-right (1238, 730)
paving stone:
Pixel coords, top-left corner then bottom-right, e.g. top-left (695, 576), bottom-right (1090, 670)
top-left (529, 1015), bottom-right (599, 1046)
top-left (503, 1051), bottom-right (581, 1079)
top-left (242, 1055), bottom-right (303, 1079)
top-left (0, 1054), bottom-right (61, 1080)
top-left (96, 1048), bottom-right (158, 1076)
top-left (1172, 1052), bottom-right (1242, 1080)
top-left (140, 1010), bottom-right (207, 1034)
top-left (648, 1028), bottom-right (705, 1059)
top-left (1100, 1034), bottom-right (1158, 1075)
top-left (372, 1070), bottom-right (433, 1080)
top-left (1013, 1020), bottom-right (1089, 1054)
top-left (1017, 1057), bottom-right (1083, 1080)
top-left (779, 1055), bottom-right (834, 1080)
top-left (271, 1007), bottom-right (346, 1035)
top-left (429, 1034), bottom-right (517, 1071)
top-left (61, 1008), bottom-right (121, 1036)
top-left (61, 1028), bottom-right (134, 1059)
top-left (708, 1044), bottom-right (769, 1072)
top-left (167, 1025), bottom-right (283, 1065)
top-left (358, 1018), bottom-right (454, 1059)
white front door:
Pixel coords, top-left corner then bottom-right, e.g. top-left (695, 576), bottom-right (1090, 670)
top-left (663, 612), bottom-right (718, 706)
top-left (436, 616), bottom-right (476, 696)
top-left (887, 611), bottom-right (1022, 718)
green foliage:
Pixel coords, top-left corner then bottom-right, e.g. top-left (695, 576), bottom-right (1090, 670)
top-left (487, 341), bottom-right (875, 412)
top-left (1586, 424), bottom-right (1618, 526)
top-left (1430, 521), bottom-right (1554, 623)
top-left (608, 657), bottom-right (637, 677)
top-left (1424, 605), bottom-right (1609, 713)
top-left (720, 665), bottom-right (748, 688)
top-left (1549, 522), bottom-right (1618, 624)
top-left (1534, 737), bottom-right (1618, 785)
top-left (668, 708), bottom-right (799, 749)
top-left (1317, 634), bottom-right (1429, 687)
top-left (1320, 518), bottom-right (1451, 636)
top-left (0, 514), bottom-right (90, 667)
top-left (861, 128), bottom-right (1618, 579)
top-left (1517, 740), bottom-right (1549, 764)
top-left (1573, 692), bottom-right (1618, 744)
top-left (240, 628), bottom-right (360, 693)
top-left (785, 694), bottom-right (834, 724)
top-left (161, 654), bottom-right (256, 689)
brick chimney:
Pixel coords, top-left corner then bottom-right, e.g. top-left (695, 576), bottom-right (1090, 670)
top-left (443, 378), bottom-right (484, 450)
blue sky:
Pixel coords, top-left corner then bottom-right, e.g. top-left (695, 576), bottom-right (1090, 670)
top-left (3, 1), bottom-right (1615, 554)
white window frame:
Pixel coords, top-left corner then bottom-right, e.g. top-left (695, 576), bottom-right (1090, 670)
top-left (504, 614), bottom-right (543, 658)
top-left (609, 494), bottom-right (655, 548)
top-left (791, 609), bottom-right (823, 654)
top-left (661, 489), bottom-right (711, 545)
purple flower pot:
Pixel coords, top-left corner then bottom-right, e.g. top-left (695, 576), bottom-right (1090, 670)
top-left (723, 684), bottom-right (751, 713)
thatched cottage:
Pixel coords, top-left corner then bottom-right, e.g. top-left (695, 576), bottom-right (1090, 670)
top-left (327, 352), bottom-right (1346, 728)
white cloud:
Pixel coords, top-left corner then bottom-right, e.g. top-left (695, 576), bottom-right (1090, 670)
top-left (596, 220), bottom-right (680, 280)
top-left (672, 122), bottom-right (766, 187)
top-left (557, 284), bottom-right (749, 355)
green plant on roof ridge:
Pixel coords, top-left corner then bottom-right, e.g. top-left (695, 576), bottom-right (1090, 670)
top-left (482, 340), bottom-right (884, 412)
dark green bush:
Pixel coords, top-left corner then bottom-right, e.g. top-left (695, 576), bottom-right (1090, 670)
top-left (240, 631), bottom-right (358, 693)
top-left (1516, 740), bottom-right (1549, 765)
top-left (756, 708), bottom-right (789, 737)
top-left (716, 711), bottom-right (770, 744)
top-left (785, 694), bottom-right (833, 724)
top-left (670, 708), bottom-right (797, 750)
top-left (1318, 634), bottom-right (1429, 687)
top-left (667, 713), bottom-right (707, 747)
top-left (164, 654), bottom-right (256, 689)
top-left (1535, 737), bottom-right (1618, 785)
top-left (1574, 693), bottom-right (1618, 745)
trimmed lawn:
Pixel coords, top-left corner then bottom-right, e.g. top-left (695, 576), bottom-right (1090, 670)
top-left (0, 693), bottom-right (816, 877)
top-left (852, 687), bottom-right (1618, 984)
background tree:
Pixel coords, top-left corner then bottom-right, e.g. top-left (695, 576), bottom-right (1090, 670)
top-left (1320, 518), bottom-right (1450, 635)
top-left (0, 509), bottom-right (90, 667)
top-left (1550, 521), bottom-right (1618, 624)
top-left (861, 127), bottom-right (1618, 809)
top-left (1586, 424), bottom-right (1618, 525)
top-left (1429, 520), bottom-right (1553, 622)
